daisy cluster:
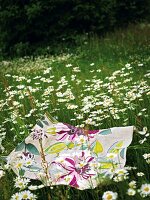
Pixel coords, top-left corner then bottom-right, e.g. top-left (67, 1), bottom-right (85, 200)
top-left (0, 62), bottom-right (149, 147)
top-left (11, 190), bottom-right (37, 200)
top-left (0, 57), bottom-right (149, 199)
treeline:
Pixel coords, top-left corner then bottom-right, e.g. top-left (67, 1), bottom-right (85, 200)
top-left (0, 0), bottom-right (149, 57)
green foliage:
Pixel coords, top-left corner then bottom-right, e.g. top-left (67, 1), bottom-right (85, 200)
top-left (0, 0), bottom-right (149, 57)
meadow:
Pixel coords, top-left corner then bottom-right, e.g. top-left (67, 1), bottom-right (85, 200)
top-left (0, 23), bottom-right (150, 200)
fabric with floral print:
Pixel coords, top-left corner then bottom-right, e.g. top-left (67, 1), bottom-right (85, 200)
top-left (8, 113), bottom-right (133, 190)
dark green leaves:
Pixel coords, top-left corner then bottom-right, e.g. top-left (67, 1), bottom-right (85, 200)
top-left (37, 120), bottom-right (44, 128)
top-left (15, 141), bottom-right (40, 155)
top-left (26, 143), bottom-right (40, 155)
top-left (15, 141), bottom-right (25, 151)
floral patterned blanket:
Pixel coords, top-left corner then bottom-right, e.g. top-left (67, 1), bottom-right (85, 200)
top-left (8, 114), bottom-right (133, 190)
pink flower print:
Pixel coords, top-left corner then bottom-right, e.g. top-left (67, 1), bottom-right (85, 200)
top-left (52, 152), bottom-right (95, 188)
top-left (55, 123), bottom-right (98, 141)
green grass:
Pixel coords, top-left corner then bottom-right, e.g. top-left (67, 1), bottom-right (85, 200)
top-left (0, 23), bottom-right (150, 200)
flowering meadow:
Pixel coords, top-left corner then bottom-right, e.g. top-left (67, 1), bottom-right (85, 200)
top-left (0, 24), bottom-right (150, 200)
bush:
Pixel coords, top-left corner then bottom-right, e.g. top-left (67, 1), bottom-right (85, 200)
top-left (0, 0), bottom-right (149, 57)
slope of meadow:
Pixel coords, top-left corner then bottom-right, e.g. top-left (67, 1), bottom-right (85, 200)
top-left (0, 23), bottom-right (150, 200)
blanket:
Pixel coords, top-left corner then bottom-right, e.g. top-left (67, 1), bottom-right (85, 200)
top-left (7, 113), bottom-right (133, 190)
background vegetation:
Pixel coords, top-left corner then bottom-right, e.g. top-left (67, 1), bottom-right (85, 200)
top-left (0, 0), bottom-right (149, 58)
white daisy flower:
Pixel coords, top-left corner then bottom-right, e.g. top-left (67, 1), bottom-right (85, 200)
top-left (20, 190), bottom-right (37, 199)
top-left (11, 192), bottom-right (22, 200)
top-left (102, 191), bottom-right (118, 200)
top-left (0, 169), bottom-right (5, 179)
top-left (139, 183), bottom-right (150, 197)
top-left (127, 188), bottom-right (136, 196)
top-left (66, 64), bottom-right (72, 68)
top-left (14, 176), bottom-right (30, 190)
top-left (115, 168), bottom-right (128, 176)
top-left (129, 180), bottom-right (136, 188)
top-left (28, 185), bottom-right (38, 190)
top-left (137, 172), bottom-right (144, 176)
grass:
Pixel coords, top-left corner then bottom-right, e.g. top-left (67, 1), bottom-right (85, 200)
top-left (0, 23), bottom-right (150, 200)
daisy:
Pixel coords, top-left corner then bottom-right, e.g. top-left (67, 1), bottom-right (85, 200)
top-left (129, 180), bottom-right (136, 188)
top-left (14, 177), bottom-right (30, 190)
top-left (102, 191), bottom-right (118, 200)
top-left (137, 172), bottom-right (144, 176)
top-left (11, 192), bottom-right (22, 200)
top-left (0, 169), bottom-right (5, 179)
top-left (127, 188), bottom-right (136, 196)
top-left (20, 190), bottom-right (37, 199)
top-left (139, 183), bottom-right (150, 197)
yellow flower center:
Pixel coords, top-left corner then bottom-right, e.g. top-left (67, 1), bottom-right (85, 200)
top-left (144, 187), bottom-right (149, 192)
top-left (107, 194), bottom-right (113, 200)
top-left (80, 138), bottom-right (84, 142)
top-left (15, 196), bottom-right (19, 200)
top-left (23, 194), bottom-right (28, 199)
top-left (118, 171), bottom-right (124, 174)
top-left (17, 163), bottom-right (22, 168)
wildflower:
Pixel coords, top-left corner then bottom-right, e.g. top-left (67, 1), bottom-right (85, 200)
top-left (129, 180), bottom-right (136, 189)
top-left (127, 188), bottom-right (136, 196)
top-left (66, 104), bottom-right (78, 110)
top-left (90, 63), bottom-right (95, 66)
top-left (11, 192), bottom-right (21, 200)
top-left (102, 191), bottom-right (118, 200)
top-left (143, 153), bottom-right (150, 164)
top-left (0, 169), bottom-right (5, 179)
top-left (28, 185), bottom-right (38, 190)
top-left (139, 183), bottom-right (150, 197)
top-left (97, 69), bottom-right (101, 72)
top-left (138, 127), bottom-right (147, 135)
top-left (66, 64), bottom-right (72, 68)
top-left (125, 63), bottom-right (131, 68)
top-left (21, 190), bottom-right (37, 199)
top-left (143, 153), bottom-right (150, 159)
top-left (37, 184), bottom-right (45, 189)
top-left (85, 118), bottom-right (95, 125)
top-left (138, 63), bottom-right (144, 67)
top-left (17, 85), bottom-right (25, 90)
top-left (115, 168), bottom-right (128, 176)
top-left (73, 67), bottom-right (81, 72)
top-left (14, 176), bottom-right (30, 190)
top-left (137, 172), bottom-right (144, 176)
top-left (139, 137), bottom-right (147, 144)
top-left (113, 168), bottom-right (129, 182)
